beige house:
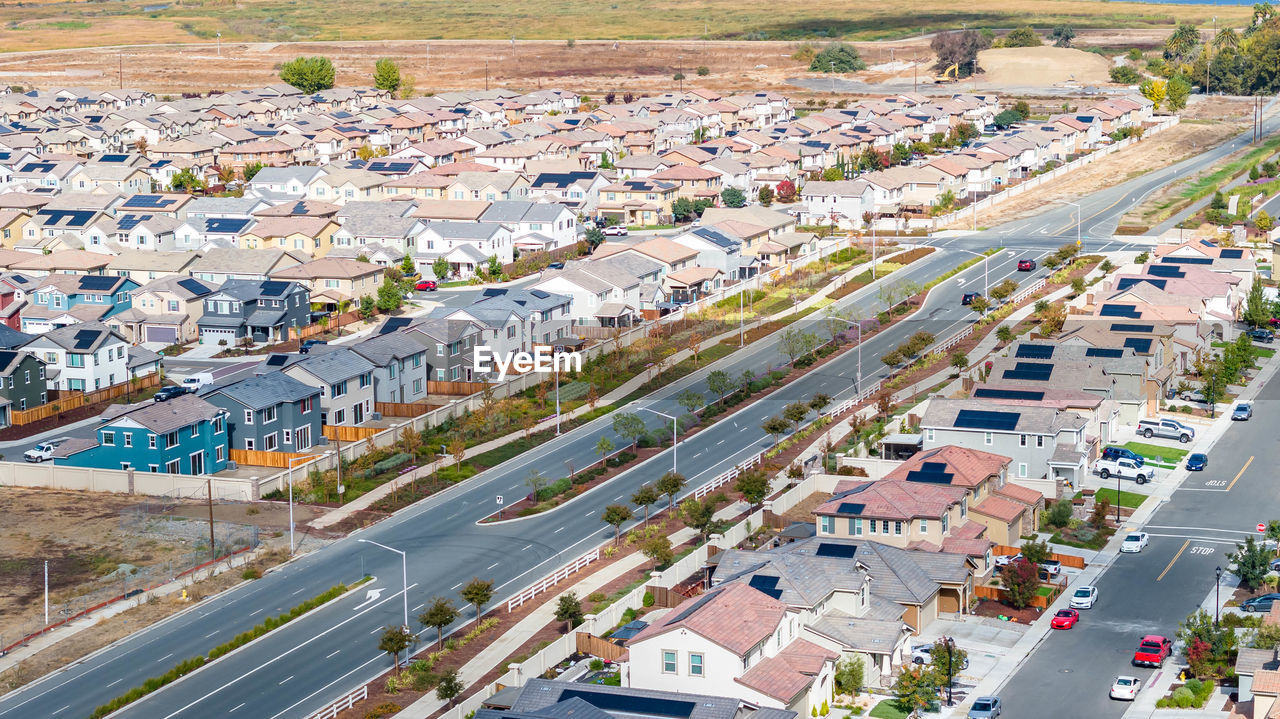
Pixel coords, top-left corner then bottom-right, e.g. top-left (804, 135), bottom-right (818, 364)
top-left (107, 275), bottom-right (216, 344)
top-left (241, 217), bottom-right (339, 257)
top-left (270, 257), bottom-right (386, 308)
top-left (106, 250), bottom-right (202, 285)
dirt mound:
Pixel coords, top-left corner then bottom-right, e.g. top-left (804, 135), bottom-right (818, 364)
top-left (977, 46), bottom-right (1112, 87)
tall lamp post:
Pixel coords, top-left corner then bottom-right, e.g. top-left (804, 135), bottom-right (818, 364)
top-left (827, 313), bottom-right (864, 397)
top-left (1051, 199), bottom-right (1082, 249)
top-left (1214, 565), bottom-right (1223, 626)
top-left (285, 454), bottom-right (315, 555)
top-left (943, 636), bottom-right (956, 706)
top-left (639, 406), bottom-right (678, 473)
top-left (357, 539), bottom-right (409, 630)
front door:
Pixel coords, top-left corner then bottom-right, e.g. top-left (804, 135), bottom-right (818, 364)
top-left (191, 451), bottom-right (204, 475)
top-left (353, 402), bottom-right (364, 425)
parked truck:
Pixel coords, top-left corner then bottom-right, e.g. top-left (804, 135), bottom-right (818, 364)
top-left (1092, 457), bottom-right (1154, 485)
top-left (1132, 635), bottom-right (1172, 667)
top-left (24, 437), bottom-right (70, 463)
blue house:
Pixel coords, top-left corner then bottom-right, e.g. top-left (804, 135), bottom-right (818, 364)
top-left (21, 273), bottom-right (138, 334)
top-left (53, 394), bottom-right (230, 475)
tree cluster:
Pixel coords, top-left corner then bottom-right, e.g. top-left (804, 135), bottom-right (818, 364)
top-left (809, 42), bottom-right (867, 73)
top-left (931, 29), bottom-right (992, 77)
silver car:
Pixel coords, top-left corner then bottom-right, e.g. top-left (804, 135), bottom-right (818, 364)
top-left (1233, 403), bottom-right (1253, 421)
top-left (969, 696), bottom-right (1002, 718)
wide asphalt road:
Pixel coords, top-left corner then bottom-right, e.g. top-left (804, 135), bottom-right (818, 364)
top-left (1, 245), bottom-right (1043, 719)
top-left (995, 368), bottom-right (1279, 717)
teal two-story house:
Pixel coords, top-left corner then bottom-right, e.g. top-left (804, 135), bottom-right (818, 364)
top-left (21, 274), bottom-right (138, 334)
top-left (54, 394), bottom-right (230, 475)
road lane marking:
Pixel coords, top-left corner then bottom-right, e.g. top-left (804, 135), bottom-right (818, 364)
top-left (249, 608), bottom-right (264, 616)
top-left (1157, 540), bottom-right (1190, 581)
top-left (230, 703), bottom-right (245, 713)
top-left (279, 675), bottom-right (293, 685)
top-left (105, 678), bottom-right (123, 688)
top-left (291, 587), bottom-right (305, 595)
top-left (521, 544), bottom-right (532, 551)
top-left (1147, 533), bottom-right (1243, 545)
top-left (451, 582), bottom-right (462, 590)
top-left (487, 562), bottom-right (500, 570)
top-left (413, 603), bottom-right (425, 611)
top-left (52, 707), bottom-right (68, 716)
top-left (1146, 525), bottom-right (1256, 534)
top-left (205, 631), bottom-right (218, 638)
top-left (157, 653), bottom-right (173, 662)
top-left (325, 650), bottom-right (340, 659)
top-left (370, 626), bottom-right (381, 634)
top-left (1227, 456), bottom-right (1253, 491)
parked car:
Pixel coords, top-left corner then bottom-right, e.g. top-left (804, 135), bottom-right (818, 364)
top-left (1271, 557), bottom-right (1280, 572)
top-left (911, 644), bottom-right (970, 669)
top-left (968, 697), bottom-right (1002, 718)
top-left (1093, 457), bottom-right (1153, 485)
top-left (1110, 676), bottom-right (1142, 701)
top-left (1268, 317), bottom-right (1280, 328)
top-left (1070, 585), bottom-right (1099, 609)
top-left (153, 385), bottom-right (190, 402)
top-left (1242, 593), bottom-right (1280, 612)
top-left (1233, 403), bottom-right (1253, 421)
top-left (1017, 259), bottom-right (1037, 271)
top-left (1132, 635), bottom-right (1172, 667)
top-left (1137, 418), bottom-right (1195, 443)
top-left (1248, 328), bottom-right (1275, 343)
top-left (1050, 608), bottom-right (1080, 629)
top-left (23, 437), bottom-right (69, 463)
top-left (299, 339), bottom-right (328, 354)
top-left (1178, 389), bottom-right (1207, 403)
top-left (961, 292), bottom-right (982, 306)
top-left (415, 279), bottom-right (438, 291)
top-left (1186, 453), bottom-right (1208, 471)
top-left (603, 225), bottom-right (628, 236)
top-left (1121, 532), bottom-right (1150, 553)
top-left (1041, 558), bottom-right (1062, 577)
top-left (1101, 446), bottom-right (1145, 466)
top-left (180, 373), bottom-right (214, 393)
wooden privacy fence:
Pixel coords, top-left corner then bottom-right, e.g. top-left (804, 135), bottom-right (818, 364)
top-left (644, 585), bottom-right (687, 609)
top-left (976, 577), bottom-right (1068, 610)
top-left (322, 424), bottom-right (381, 443)
top-left (10, 373), bottom-right (161, 425)
top-left (375, 401), bottom-right (439, 418)
top-left (575, 632), bottom-right (626, 661)
top-left (291, 310), bottom-right (363, 341)
top-left (230, 448), bottom-right (314, 469)
top-left (992, 544), bottom-right (1086, 569)
top-left (427, 380), bottom-right (490, 396)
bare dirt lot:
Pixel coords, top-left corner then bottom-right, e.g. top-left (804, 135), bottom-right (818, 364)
top-left (977, 46), bottom-right (1113, 87)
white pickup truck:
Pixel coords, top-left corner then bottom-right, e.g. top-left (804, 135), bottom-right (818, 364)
top-left (1092, 457), bottom-right (1153, 485)
top-left (24, 436), bottom-right (70, 463)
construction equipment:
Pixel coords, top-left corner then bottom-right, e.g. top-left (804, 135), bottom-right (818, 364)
top-left (933, 63), bottom-right (959, 84)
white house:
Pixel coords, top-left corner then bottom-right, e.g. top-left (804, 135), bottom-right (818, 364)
top-left (23, 322), bottom-right (129, 392)
top-left (798, 180), bottom-right (874, 229)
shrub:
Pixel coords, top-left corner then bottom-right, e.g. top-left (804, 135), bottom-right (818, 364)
top-left (643, 591), bottom-right (655, 607)
top-left (241, 567), bottom-right (261, 580)
top-left (1171, 686), bottom-right (1194, 708)
top-left (590, 658), bottom-right (605, 671)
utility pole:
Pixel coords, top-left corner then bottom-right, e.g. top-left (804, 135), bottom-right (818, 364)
top-left (206, 477), bottom-right (216, 561)
top-left (830, 61), bottom-right (836, 94)
top-left (1206, 18), bottom-right (1215, 98)
top-left (334, 434), bottom-right (344, 502)
top-left (118, 54), bottom-right (123, 90)
top-left (44, 560), bottom-right (48, 625)
top-left (485, 60), bottom-right (490, 92)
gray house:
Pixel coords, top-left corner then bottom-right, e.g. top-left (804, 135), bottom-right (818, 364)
top-left (197, 279), bottom-right (311, 345)
top-left (200, 373), bottom-right (321, 452)
top-left (429, 288), bottom-right (572, 364)
top-left (399, 316), bottom-right (487, 382)
top-left (920, 398), bottom-right (1089, 497)
top-left (277, 347), bottom-right (377, 426)
top-left (349, 330), bottom-right (430, 404)
top-left (0, 351), bottom-right (47, 424)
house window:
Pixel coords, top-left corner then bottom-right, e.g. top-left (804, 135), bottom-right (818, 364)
top-left (335, 408), bottom-right (345, 424)
top-left (1018, 462), bottom-right (1028, 477)
top-left (216, 445), bottom-right (225, 462)
top-left (689, 653), bottom-right (704, 677)
top-left (284, 429), bottom-right (292, 445)
top-left (850, 518), bottom-right (862, 536)
top-left (894, 521), bottom-right (903, 536)
top-left (263, 433), bottom-right (277, 451)
top-left (820, 516), bottom-right (834, 534)
top-left (359, 373), bottom-right (370, 389)
top-left (263, 406), bottom-right (277, 423)
top-left (413, 379), bottom-right (422, 393)
top-left (1036, 435), bottom-right (1044, 448)
top-left (961, 497), bottom-right (968, 517)
top-left (166, 458), bottom-right (181, 473)
top-left (68, 354), bottom-right (85, 368)
top-left (244, 409), bottom-right (254, 425)
top-left (868, 520), bottom-right (876, 535)
top-left (244, 438), bottom-right (255, 451)
top-left (926, 429), bottom-right (934, 442)
top-left (507, 326), bottom-right (516, 339)
top-left (1019, 434), bottom-right (1027, 447)
top-left (662, 651), bottom-right (677, 674)
top-left (332, 380), bottom-right (347, 397)
top-left (984, 432), bottom-right (993, 446)
top-left (920, 518), bottom-right (928, 533)
top-left (149, 435), bottom-right (157, 449)
top-left (881, 520), bottom-right (890, 534)
top-left (942, 513), bottom-right (949, 533)
top-left (123, 433), bottom-right (132, 448)
top-left (102, 431), bottom-right (115, 446)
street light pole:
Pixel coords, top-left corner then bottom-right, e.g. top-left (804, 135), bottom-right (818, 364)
top-left (639, 407), bottom-right (677, 473)
top-left (944, 636), bottom-right (955, 706)
top-left (358, 539), bottom-right (409, 630)
top-left (829, 315), bottom-right (863, 396)
top-left (286, 455), bottom-right (313, 555)
top-left (739, 286), bottom-right (745, 347)
top-left (1215, 565), bottom-right (1223, 625)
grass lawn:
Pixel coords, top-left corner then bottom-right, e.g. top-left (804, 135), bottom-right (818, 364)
top-left (1122, 441), bottom-right (1188, 465)
top-left (1037, 585), bottom-right (1055, 597)
top-left (1075, 487), bottom-right (1148, 509)
top-left (869, 700), bottom-right (909, 719)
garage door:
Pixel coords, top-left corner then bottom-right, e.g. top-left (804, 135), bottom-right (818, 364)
top-left (200, 328), bottom-right (236, 345)
top-left (146, 325), bottom-right (178, 344)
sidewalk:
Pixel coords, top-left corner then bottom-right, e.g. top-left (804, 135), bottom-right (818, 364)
top-left (944, 343), bottom-right (1280, 716)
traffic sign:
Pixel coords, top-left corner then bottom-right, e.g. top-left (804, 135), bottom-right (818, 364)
top-left (497, 495), bottom-right (504, 505)
top-left (1258, 522), bottom-right (1266, 533)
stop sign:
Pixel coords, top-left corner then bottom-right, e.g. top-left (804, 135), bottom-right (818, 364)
top-left (1259, 523), bottom-right (1267, 533)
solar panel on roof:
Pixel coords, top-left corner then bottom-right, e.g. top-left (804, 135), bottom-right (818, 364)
top-left (954, 409), bottom-right (1021, 431)
top-left (1160, 256), bottom-right (1213, 265)
top-left (1014, 344), bottom-right (1055, 359)
top-left (259, 281), bottom-right (288, 296)
top-left (836, 502), bottom-right (865, 515)
top-left (920, 462), bottom-right (948, 473)
top-left (1002, 361), bottom-right (1053, 382)
top-left (1220, 249), bottom-right (1245, 259)
top-left (1123, 337), bottom-right (1153, 353)
top-left (99, 154), bottom-right (128, 163)
top-left (973, 387), bottom-right (1046, 401)
top-left (78, 275), bottom-right (117, 291)
top-left (1116, 278), bottom-right (1167, 291)
top-left (529, 290), bottom-right (550, 299)
top-left (1085, 347), bottom-right (1125, 358)
top-left (815, 543), bottom-right (857, 559)
top-left (176, 278), bottom-right (209, 296)
top-left (906, 469), bottom-right (955, 484)
top-left (72, 329), bottom-right (98, 349)
top-left (1110, 323), bottom-right (1153, 333)
top-left (556, 689), bottom-right (695, 719)
top-left (206, 217), bottom-right (250, 233)
top-left (1199, 239), bottom-right (1217, 247)
top-left (748, 575), bottom-right (780, 591)
top-left (1099, 304), bottom-right (1141, 318)
top-left (379, 317), bottom-right (412, 335)
top-left (265, 355), bottom-right (289, 367)
top-left (1146, 265), bottom-right (1185, 278)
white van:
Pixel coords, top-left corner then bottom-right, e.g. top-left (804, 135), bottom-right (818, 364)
top-left (180, 372), bottom-right (215, 393)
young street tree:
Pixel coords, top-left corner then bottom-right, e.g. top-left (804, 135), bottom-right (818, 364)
top-left (631, 484), bottom-right (660, 525)
top-left (460, 578), bottom-right (494, 629)
top-left (680, 493), bottom-right (727, 543)
top-left (419, 597), bottom-right (460, 650)
top-left (656, 471), bottom-right (686, 509)
top-left (782, 401), bottom-right (810, 430)
top-left (641, 534), bottom-right (674, 569)
top-left (374, 58), bottom-right (402, 93)
top-left (676, 390), bottom-right (703, 415)
top-left (762, 416), bottom-right (791, 445)
top-left (611, 412), bottom-right (647, 450)
top-left (602, 504), bottom-right (634, 545)
top-left (555, 591), bottom-right (584, 633)
top-left (432, 256), bottom-right (451, 282)
top-left (707, 370), bottom-right (733, 401)
top-left (808, 393), bottom-right (831, 413)
top-left (378, 626), bottom-right (414, 673)
top-left (596, 435), bottom-right (614, 463)
top-left (1229, 535), bottom-right (1273, 591)
top-left (436, 669), bottom-right (464, 707)
top-left (892, 666), bottom-right (937, 718)
top-left (280, 56), bottom-right (335, 93)
top-left (734, 469), bottom-right (771, 508)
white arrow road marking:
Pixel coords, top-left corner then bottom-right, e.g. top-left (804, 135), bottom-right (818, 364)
top-left (353, 588), bottom-right (384, 612)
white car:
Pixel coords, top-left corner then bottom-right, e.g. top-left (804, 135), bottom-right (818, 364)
top-left (1069, 585), bottom-right (1098, 609)
top-left (603, 225), bottom-right (628, 236)
top-left (1121, 532), bottom-right (1150, 553)
top-left (1110, 675), bottom-right (1141, 701)
top-left (910, 644), bottom-right (969, 669)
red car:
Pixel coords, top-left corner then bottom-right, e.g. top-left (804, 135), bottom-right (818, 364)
top-left (1268, 317), bottom-right (1280, 327)
top-left (1133, 635), bottom-right (1173, 667)
top-left (415, 279), bottom-right (438, 291)
top-left (1050, 608), bottom-right (1079, 630)
top-left (1017, 259), bottom-right (1037, 271)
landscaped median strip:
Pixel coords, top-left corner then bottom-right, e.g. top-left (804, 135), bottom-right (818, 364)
top-left (89, 577), bottom-right (370, 719)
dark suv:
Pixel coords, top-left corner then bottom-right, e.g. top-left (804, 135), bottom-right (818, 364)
top-left (1101, 446), bottom-right (1145, 466)
top-left (961, 292), bottom-right (982, 306)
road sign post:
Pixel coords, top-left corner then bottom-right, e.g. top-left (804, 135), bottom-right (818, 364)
top-left (497, 495), bottom-right (504, 520)
top-left (1258, 522), bottom-right (1266, 533)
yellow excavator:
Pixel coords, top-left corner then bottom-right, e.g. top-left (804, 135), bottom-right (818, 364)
top-left (933, 63), bottom-right (959, 84)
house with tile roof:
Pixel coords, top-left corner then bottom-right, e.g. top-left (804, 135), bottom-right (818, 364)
top-left (107, 275), bottom-right (214, 344)
top-left (485, 678), bottom-right (795, 719)
top-left (269, 256), bottom-right (385, 308)
top-left (625, 582), bottom-right (837, 715)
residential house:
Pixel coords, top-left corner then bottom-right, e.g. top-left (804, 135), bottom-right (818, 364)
top-left (277, 347), bottom-right (377, 425)
top-left (106, 250), bottom-right (201, 285)
top-left (596, 179), bottom-right (679, 226)
top-left (200, 372), bottom-right (321, 453)
top-left (188, 248), bottom-right (303, 284)
top-left (23, 322), bottom-right (129, 392)
top-left (348, 330), bottom-right (430, 405)
top-left (269, 257), bottom-right (385, 308)
top-left (428, 288), bottom-right (572, 374)
top-left (20, 273), bottom-right (137, 334)
top-left (107, 275), bottom-right (214, 344)
top-left (479, 201), bottom-right (578, 253)
top-left (0, 350), bottom-right (47, 424)
top-left (196, 278), bottom-right (310, 345)
top-left (53, 394), bottom-right (228, 474)
top-left (397, 316), bottom-right (487, 384)
top-left (798, 180), bottom-right (873, 229)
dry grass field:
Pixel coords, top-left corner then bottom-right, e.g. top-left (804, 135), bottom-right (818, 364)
top-left (0, 0), bottom-right (1251, 56)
